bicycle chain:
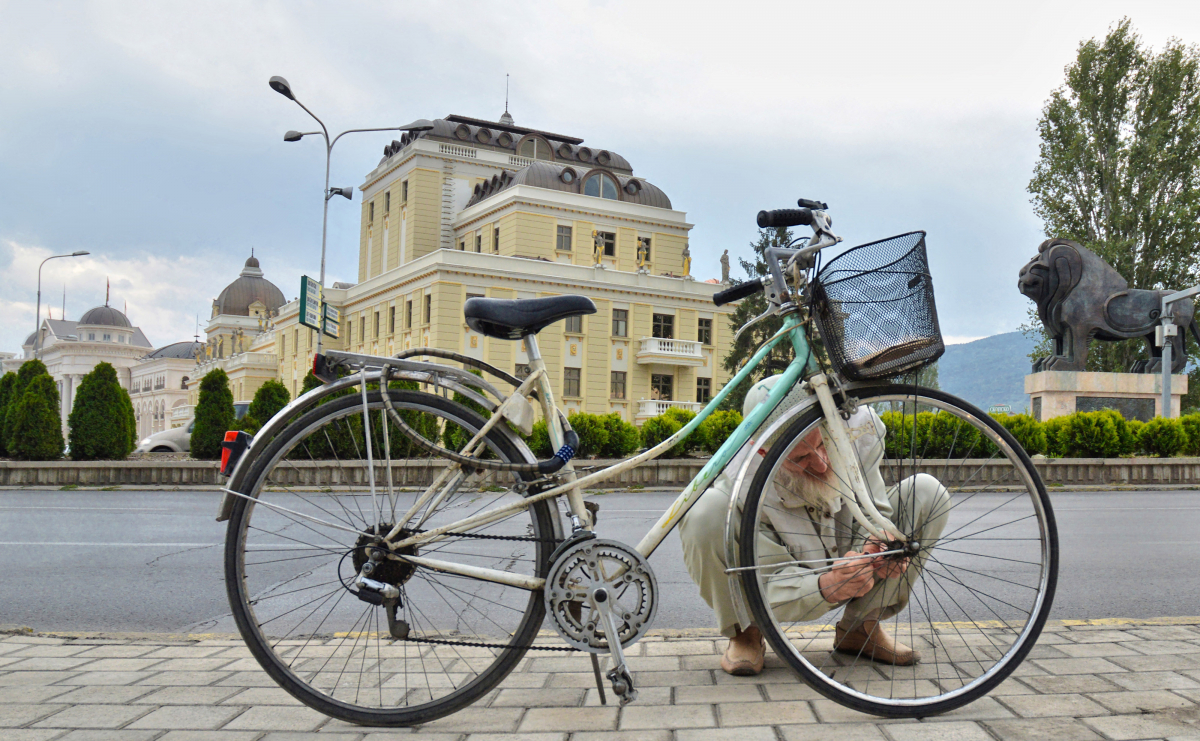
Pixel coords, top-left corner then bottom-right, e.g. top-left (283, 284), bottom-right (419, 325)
top-left (395, 530), bottom-right (577, 651)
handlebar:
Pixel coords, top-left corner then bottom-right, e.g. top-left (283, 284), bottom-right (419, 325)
top-left (713, 279), bottom-right (765, 306)
top-left (756, 208), bottom-right (813, 228)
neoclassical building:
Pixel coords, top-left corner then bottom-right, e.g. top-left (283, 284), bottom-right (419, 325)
top-left (182, 255), bottom-right (286, 422)
top-left (130, 341), bottom-right (203, 439)
top-left (272, 111), bottom-right (735, 423)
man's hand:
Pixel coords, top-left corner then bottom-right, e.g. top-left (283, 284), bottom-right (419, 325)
top-left (818, 550), bottom-right (875, 603)
top-left (864, 538), bottom-right (910, 580)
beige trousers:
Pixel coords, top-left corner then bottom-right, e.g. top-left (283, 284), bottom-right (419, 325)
top-left (679, 472), bottom-right (950, 638)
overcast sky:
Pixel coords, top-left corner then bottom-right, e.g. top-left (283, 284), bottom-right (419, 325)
top-left (2, 1), bottom-right (1198, 354)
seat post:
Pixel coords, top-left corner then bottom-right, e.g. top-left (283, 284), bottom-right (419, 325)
top-left (523, 334), bottom-right (543, 363)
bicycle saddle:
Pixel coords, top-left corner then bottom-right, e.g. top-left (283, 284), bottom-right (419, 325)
top-left (464, 295), bottom-right (597, 340)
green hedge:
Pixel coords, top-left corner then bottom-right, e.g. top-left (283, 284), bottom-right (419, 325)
top-left (0, 372), bottom-right (15, 457)
top-left (7, 372), bottom-right (64, 461)
top-left (192, 369), bottom-right (234, 460)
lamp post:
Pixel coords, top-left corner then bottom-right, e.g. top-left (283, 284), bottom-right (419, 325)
top-left (1159, 285), bottom-right (1200, 418)
top-left (269, 75), bottom-right (432, 353)
top-left (34, 251), bottom-right (89, 358)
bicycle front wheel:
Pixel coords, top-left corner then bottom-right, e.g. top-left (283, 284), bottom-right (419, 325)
top-left (738, 384), bottom-right (1057, 717)
top-left (225, 388), bottom-right (559, 726)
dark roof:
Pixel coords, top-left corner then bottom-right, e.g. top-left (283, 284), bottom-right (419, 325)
top-left (79, 306), bottom-right (131, 327)
top-left (23, 331), bottom-right (35, 347)
top-left (466, 161), bottom-right (671, 210)
top-left (216, 256), bottom-right (286, 317)
top-left (145, 341), bottom-right (203, 360)
top-left (382, 116), bottom-right (632, 174)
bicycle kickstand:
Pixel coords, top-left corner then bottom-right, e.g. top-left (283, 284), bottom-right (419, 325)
top-left (592, 586), bottom-right (637, 705)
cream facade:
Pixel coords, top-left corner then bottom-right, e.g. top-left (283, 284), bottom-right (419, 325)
top-left (272, 113), bottom-right (734, 422)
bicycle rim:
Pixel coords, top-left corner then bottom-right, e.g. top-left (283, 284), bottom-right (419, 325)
top-left (225, 389), bottom-right (558, 726)
top-left (739, 385), bottom-right (1057, 717)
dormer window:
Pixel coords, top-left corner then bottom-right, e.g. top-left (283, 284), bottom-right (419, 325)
top-left (103, 333), bottom-right (112, 342)
top-left (584, 172), bottom-right (619, 200)
top-left (517, 136), bottom-right (554, 161)
top-left (88, 333), bottom-right (96, 341)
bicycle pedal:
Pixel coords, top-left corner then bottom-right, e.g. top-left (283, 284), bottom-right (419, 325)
top-left (606, 666), bottom-right (637, 705)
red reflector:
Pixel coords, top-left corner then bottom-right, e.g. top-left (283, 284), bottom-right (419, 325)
top-left (221, 430), bottom-right (238, 471)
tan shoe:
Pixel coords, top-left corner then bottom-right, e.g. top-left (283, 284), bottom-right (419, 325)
top-left (721, 626), bottom-right (765, 676)
top-left (834, 619), bottom-right (920, 666)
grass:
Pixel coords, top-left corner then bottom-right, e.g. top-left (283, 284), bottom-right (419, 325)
top-left (58, 484), bottom-right (78, 491)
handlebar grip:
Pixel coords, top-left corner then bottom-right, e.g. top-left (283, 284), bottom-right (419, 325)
top-left (713, 280), bottom-right (764, 306)
top-left (756, 208), bottom-right (813, 228)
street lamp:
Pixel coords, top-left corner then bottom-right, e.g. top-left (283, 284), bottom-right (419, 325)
top-left (270, 75), bottom-right (433, 352)
top-left (34, 251), bottom-right (89, 358)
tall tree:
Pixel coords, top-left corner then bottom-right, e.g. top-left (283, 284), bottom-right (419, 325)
top-left (192, 369), bottom-right (234, 460)
top-left (248, 379), bottom-right (291, 427)
top-left (1027, 19), bottom-right (1200, 373)
top-left (68, 362), bottom-right (136, 460)
top-left (3, 360), bottom-right (50, 455)
top-left (719, 226), bottom-right (795, 411)
top-left (0, 373), bottom-right (14, 457)
top-left (8, 374), bottom-right (64, 461)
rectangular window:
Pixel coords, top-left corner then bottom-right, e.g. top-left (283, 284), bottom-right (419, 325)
top-left (493, 226), bottom-right (500, 253)
top-left (611, 309), bottom-right (628, 337)
top-left (406, 300), bottom-right (413, 328)
top-left (373, 311), bottom-right (380, 338)
top-left (348, 321), bottom-right (353, 343)
top-left (598, 231), bottom-right (616, 257)
top-left (423, 295), bottom-right (431, 324)
top-left (467, 293), bottom-right (485, 302)
top-left (696, 378), bottom-right (712, 403)
top-left (103, 333), bottom-right (112, 342)
top-left (281, 334), bottom-right (286, 356)
top-left (651, 374), bottom-right (673, 401)
top-left (556, 225), bottom-right (573, 251)
top-left (384, 191), bottom-right (390, 214)
top-left (459, 239), bottom-right (466, 251)
top-left (610, 371), bottom-right (626, 399)
top-left (369, 202), bottom-right (375, 222)
top-left (698, 318), bottom-right (712, 345)
top-left (515, 363), bottom-right (532, 380)
top-left (475, 234), bottom-right (482, 253)
top-left (402, 180), bottom-right (408, 202)
top-left (359, 316), bottom-right (365, 342)
top-left (389, 306), bottom-right (396, 333)
top-left (565, 315), bottom-right (582, 333)
top-left (564, 368), bottom-right (581, 397)
top-left (652, 313), bottom-right (674, 339)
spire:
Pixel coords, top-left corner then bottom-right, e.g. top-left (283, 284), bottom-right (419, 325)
top-left (499, 73), bottom-right (514, 126)
top-left (105, 277), bottom-right (110, 307)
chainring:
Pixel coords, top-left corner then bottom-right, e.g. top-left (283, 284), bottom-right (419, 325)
top-left (544, 537), bottom-right (658, 652)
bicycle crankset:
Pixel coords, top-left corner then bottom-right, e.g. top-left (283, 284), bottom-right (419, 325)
top-left (545, 535), bottom-right (658, 705)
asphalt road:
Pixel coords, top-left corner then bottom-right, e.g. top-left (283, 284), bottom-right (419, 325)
top-left (0, 488), bottom-right (1195, 634)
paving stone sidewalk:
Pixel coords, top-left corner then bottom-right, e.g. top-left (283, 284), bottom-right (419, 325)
top-left (3, 619), bottom-right (1200, 741)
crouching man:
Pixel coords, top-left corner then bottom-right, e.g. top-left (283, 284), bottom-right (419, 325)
top-left (679, 376), bottom-right (951, 676)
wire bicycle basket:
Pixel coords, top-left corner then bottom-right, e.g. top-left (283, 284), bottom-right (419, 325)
top-left (810, 231), bottom-right (944, 382)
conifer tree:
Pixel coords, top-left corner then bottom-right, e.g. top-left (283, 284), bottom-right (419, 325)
top-left (192, 369), bottom-right (234, 459)
top-left (68, 362), bottom-right (135, 460)
top-left (8, 374), bottom-right (64, 461)
top-left (0, 373), bottom-right (14, 457)
top-left (249, 379), bottom-right (291, 426)
top-left (2, 360), bottom-right (49, 452)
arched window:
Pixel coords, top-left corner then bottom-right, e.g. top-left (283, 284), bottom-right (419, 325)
top-left (517, 136), bottom-right (554, 161)
top-left (583, 172), bottom-right (619, 200)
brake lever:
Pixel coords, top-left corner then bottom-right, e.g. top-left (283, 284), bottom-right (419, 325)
top-left (732, 303), bottom-right (781, 347)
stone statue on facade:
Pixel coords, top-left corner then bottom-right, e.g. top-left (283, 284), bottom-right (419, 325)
top-left (720, 250), bottom-right (731, 284)
top-left (592, 230), bottom-right (605, 268)
top-left (682, 244), bottom-right (692, 279)
top-left (1018, 237), bottom-right (1200, 373)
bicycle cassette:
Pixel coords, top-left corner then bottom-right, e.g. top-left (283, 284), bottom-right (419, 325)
top-left (544, 537), bottom-right (658, 653)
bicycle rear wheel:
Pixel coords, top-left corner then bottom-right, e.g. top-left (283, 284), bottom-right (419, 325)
top-left (225, 388), bottom-right (559, 726)
top-left (738, 385), bottom-right (1057, 717)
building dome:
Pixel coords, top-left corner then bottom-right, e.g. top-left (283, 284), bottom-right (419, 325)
top-left (215, 255), bottom-right (286, 317)
top-left (23, 331), bottom-right (35, 347)
top-left (145, 341), bottom-right (204, 360)
top-left (79, 305), bottom-right (132, 327)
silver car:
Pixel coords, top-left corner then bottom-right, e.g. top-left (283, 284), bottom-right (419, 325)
top-left (135, 403), bottom-right (250, 453)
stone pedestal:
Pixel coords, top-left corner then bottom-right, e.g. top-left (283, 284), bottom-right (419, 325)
top-left (1025, 371), bottom-right (1188, 421)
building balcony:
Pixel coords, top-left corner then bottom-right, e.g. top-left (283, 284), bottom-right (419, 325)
top-left (636, 337), bottom-right (703, 366)
top-left (171, 405), bottom-right (195, 424)
top-left (636, 399), bottom-right (703, 419)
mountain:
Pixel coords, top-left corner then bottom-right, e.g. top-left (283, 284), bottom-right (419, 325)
top-left (936, 331), bottom-right (1035, 413)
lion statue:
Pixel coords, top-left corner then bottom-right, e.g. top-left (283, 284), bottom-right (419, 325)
top-left (1017, 238), bottom-right (1199, 374)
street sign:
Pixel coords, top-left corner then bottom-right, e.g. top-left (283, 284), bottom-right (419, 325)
top-left (299, 275), bottom-right (322, 331)
top-left (322, 302), bottom-right (340, 339)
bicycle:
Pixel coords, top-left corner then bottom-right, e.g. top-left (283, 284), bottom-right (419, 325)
top-left (217, 199), bottom-right (1057, 725)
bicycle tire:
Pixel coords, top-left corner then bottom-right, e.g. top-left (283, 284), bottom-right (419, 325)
top-left (738, 384), bottom-right (1057, 717)
top-left (225, 389), bottom-right (558, 727)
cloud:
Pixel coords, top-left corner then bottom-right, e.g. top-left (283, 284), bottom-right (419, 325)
top-left (2, 1), bottom-right (1199, 355)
